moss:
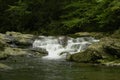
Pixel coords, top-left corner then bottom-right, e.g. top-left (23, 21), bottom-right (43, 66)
top-left (70, 32), bottom-right (110, 39)
top-left (0, 34), bottom-right (6, 51)
top-left (71, 49), bottom-right (102, 63)
top-left (6, 31), bottom-right (34, 48)
top-left (98, 59), bottom-right (120, 66)
top-left (0, 42), bottom-right (5, 51)
top-left (0, 63), bottom-right (11, 69)
top-left (0, 52), bottom-right (9, 60)
top-left (69, 36), bottom-right (120, 64)
top-left (111, 29), bottom-right (120, 39)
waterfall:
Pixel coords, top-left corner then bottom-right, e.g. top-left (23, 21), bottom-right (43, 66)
top-left (33, 36), bottom-right (99, 59)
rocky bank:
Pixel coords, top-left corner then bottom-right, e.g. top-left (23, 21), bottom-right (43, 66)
top-left (67, 30), bottom-right (120, 66)
top-left (0, 30), bottom-right (120, 68)
top-left (0, 31), bottom-right (48, 69)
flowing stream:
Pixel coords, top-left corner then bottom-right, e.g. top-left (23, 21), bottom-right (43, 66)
top-left (33, 36), bottom-right (99, 59)
top-left (0, 57), bottom-right (120, 80)
top-left (0, 36), bottom-right (120, 80)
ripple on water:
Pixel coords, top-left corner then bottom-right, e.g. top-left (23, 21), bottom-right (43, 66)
top-left (0, 56), bottom-right (120, 80)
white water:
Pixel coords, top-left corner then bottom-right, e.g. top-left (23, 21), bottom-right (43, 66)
top-left (33, 36), bottom-right (99, 59)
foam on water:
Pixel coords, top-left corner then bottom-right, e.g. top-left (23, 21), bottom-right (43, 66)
top-left (33, 36), bottom-right (99, 59)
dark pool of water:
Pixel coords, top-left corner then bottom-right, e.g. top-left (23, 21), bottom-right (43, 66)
top-left (0, 56), bottom-right (120, 80)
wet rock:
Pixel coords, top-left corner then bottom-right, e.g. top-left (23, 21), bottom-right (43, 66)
top-left (0, 51), bottom-right (9, 60)
top-left (0, 47), bottom-right (29, 60)
top-left (0, 63), bottom-right (12, 70)
top-left (69, 37), bottom-right (120, 64)
top-left (104, 42), bottom-right (120, 58)
top-left (104, 62), bottom-right (120, 66)
top-left (0, 42), bottom-right (5, 51)
top-left (0, 33), bottom-right (9, 47)
top-left (66, 53), bottom-right (72, 61)
top-left (0, 34), bottom-right (9, 60)
top-left (30, 48), bottom-right (48, 56)
top-left (70, 50), bottom-right (102, 63)
top-left (0, 32), bottom-right (48, 60)
top-left (111, 29), bottom-right (120, 39)
top-left (6, 31), bottom-right (34, 48)
top-left (98, 59), bottom-right (120, 66)
top-left (3, 47), bottom-right (28, 56)
top-left (70, 32), bottom-right (110, 39)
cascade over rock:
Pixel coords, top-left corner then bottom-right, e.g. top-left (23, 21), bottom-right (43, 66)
top-left (33, 36), bottom-right (99, 59)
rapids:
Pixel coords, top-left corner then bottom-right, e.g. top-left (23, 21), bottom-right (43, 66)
top-left (33, 36), bottom-right (99, 59)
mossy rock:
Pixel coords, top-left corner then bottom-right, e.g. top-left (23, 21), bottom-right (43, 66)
top-left (3, 47), bottom-right (28, 56)
top-left (99, 59), bottom-right (120, 66)
top-left (0, 51), bottom-right (9, 60)
top-left (104, 40), bottom-right (120, 58)
top-left (111, 29), bottom-right (120, 39)
top-left (0, 47), bottom-right (30, 60)
top-left (69, 37), bottom-right (120, 63)
top-left (30, 48), bottom-right (48, 56)
top-left (6, 31), bottom-right (34, 48)
top-left (0, 42), bottom-right (5, 51)
top-left (0, 63), bottom-right (12, 70)
top-left (0, 33), bottom-right (9, 50)
top-left (73, 32), bottom-right (110, 39)
top-left (70, 49), bottom-right (102, 63)
top-left (66, 53), bottom-right (72, 61)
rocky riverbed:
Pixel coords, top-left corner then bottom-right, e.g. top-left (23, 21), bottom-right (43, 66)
top-left (0, 30), bottom-right (120, 69)
top-left (0, 32), bottom-right (48, 69)
top-left (67, 30), bottom-right (120, 66)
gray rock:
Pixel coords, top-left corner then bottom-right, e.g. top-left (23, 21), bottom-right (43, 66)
top-left (5, 31), bottom-right (34, 48)
top-left (30, 47), bottom-right (48, 55)
top-left (69, 37), bottom-right (120, 63)
top-left (0, 63), bottom-right (12, 70)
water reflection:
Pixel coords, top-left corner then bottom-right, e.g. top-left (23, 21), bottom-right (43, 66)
top-left (0, 57), bottom-right (120, 80)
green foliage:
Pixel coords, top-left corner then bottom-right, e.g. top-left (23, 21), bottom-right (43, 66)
top-left (6, 0), bottom-right (31, 31)
top-left (60, 0), bottom-right (120, 32)
top-left (0, 0), bottom-right (120, 34)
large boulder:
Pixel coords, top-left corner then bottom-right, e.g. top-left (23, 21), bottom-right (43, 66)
top-left (3, 47), bottom-right (28, 56)
top-left (5, 31), bottom-right (34, 48)
top-left (0, 46), bottom-right (48, 60)
top-left (0, 32), bottom-right (31, 60)
top-left (0, 47), bottom-right (29, 60)
top-left (68, 37), bottom-right (120, 64)
top-left (69, 46), bottom-right (103, 63)
top-left (0, 32), bottom-right (48, 60)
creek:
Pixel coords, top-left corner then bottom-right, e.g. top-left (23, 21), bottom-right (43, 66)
top-left (33, 36), bottom-right (99, 59)
top-left (0, 36), bottom-right (120, 80)
top-left (0, 56), bottom-right (120, 80)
